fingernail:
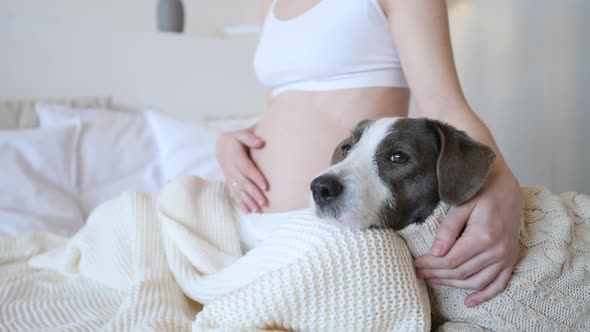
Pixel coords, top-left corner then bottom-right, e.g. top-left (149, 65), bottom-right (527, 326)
top-left (431, 241), bottom-right (445, 256)
top-left (431, 279), bottom-right (441, 285)
top-left (465, 300), bottom-right (476, 307)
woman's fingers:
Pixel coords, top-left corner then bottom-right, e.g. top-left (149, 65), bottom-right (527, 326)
top-left (238, 188), bottom-right (261, 213)
top-left (429, 262), bottom-right (502, 292)
top-left (236, 197), bottom-right (250, 214)
top-left (416, 251), bottom-right (497, 280)
top-left (429, 203), bottom-right (475, 256)
top-left (415, 232), bottom-right (483, 270)
top-left (237, 156), bottom-right (268, 192)
top-left (463, 266), bottom-right (512, 307)
top-left (227, 161), bottom-right (268, 213)
top-left (235, 173), bottom-right (267, 208)
top-left (228, 184), bottom-right (250, 213)
top-left (233, 130), bottom-right (265, 149)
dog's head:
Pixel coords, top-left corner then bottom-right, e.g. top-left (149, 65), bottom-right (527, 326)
top-left (310, 117), bottom-right (496, 230)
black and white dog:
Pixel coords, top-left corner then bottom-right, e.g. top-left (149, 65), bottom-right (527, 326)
top-left (310, 117), bottom-right (590, 331)
top-left (310, 117), bottom-right (495, 230)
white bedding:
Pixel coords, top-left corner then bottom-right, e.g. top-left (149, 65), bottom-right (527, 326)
top-left (0, 176), bottom-right (430, 331)
top-left (146, 111), bottom-right (223, 183)
top-left (0, 123), bottom-right (85, 236)
top-left (0, 103), bottom-right (256, 236)
top-left (36, 104), bottom-right (163, 215)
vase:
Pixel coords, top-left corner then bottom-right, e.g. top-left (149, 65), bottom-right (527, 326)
top-left (157, 0), bottom-right (184, 33)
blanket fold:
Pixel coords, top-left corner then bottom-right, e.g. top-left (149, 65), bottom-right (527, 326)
top-left (0, 176), bottom-right (430, 331)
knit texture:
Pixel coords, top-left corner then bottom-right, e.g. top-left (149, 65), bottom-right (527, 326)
top-left (0, 176), bottom-right (430, 331)
top-left (398, 187), bottom-right (590, 332)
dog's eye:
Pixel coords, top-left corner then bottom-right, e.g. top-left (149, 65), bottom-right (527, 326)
top-left (390, 152), bottom-right (409, 164)
top-left (341, 144), bottom-right (352, 157)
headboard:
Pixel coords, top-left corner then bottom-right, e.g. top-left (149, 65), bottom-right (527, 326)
top-left (0, 19), bottom-right (265, 122)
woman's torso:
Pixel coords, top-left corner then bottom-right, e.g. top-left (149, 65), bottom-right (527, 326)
top-left (251, 0), bottom-right (410, 213)
top-left (252, 88), bottom-right (409, 213)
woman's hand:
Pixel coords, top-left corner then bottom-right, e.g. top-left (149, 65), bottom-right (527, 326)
top-left (216, 129), bottom-right (269, 213)
top-left (414, 165), bottom-right (522, 307)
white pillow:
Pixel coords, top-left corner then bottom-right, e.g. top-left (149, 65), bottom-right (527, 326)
top-left (0, 124), bottom-right (85, 236)
top-left (36, 104), bottom-right (162, 215)
top-left (146, 111), bottom-right (224, 183)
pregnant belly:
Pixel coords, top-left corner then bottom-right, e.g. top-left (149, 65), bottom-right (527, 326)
top-left (249, 88), bottom-right (410, 213)
top-left (250, 111), bottom-right (350, 213)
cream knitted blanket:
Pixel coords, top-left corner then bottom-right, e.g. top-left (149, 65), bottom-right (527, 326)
top-left (398, 187), bottom-right (590, 332)
top-left (0, 176), bottom-right (430, 331)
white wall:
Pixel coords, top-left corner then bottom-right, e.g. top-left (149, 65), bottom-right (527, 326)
top-left (0, 0), bottom-right (265, 120)
top-left (445, 0), bottom-right (590, 193)
top-left (0, 0), bottom-right (260, 37)
top-left (0, 19), bottom-right (265, 121)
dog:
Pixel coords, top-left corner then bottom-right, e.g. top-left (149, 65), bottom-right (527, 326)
top-left (310, 117), bottom-right (496, 230)
top-left (310, 117), bottom-right (590, 331)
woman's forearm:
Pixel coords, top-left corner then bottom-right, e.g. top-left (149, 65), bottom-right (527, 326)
top-left (417, 105), bottom-right (511, 176)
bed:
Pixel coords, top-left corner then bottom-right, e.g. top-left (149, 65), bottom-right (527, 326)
top-left (0, 19), bottom-right (264, 237)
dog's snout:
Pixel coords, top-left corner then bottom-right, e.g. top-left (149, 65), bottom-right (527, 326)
top-left (311, 174), bottom-right (344, 205)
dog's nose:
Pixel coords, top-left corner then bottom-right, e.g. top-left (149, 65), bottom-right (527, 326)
top-left (311, 174), bottom-right (344, 205)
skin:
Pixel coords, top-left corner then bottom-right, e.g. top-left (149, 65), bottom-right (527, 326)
top-left (215, 0), bottom-right (522, 307)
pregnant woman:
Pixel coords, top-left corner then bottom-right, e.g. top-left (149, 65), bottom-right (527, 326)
top-left (216, 0), bottom-right (522, 308)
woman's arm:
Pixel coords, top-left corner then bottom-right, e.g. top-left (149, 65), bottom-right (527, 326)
top-left (382, 0), bottom-right (522, 307)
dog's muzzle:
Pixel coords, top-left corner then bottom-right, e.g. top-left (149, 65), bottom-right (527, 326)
top-left (310, 174), bottom-right (344, 207)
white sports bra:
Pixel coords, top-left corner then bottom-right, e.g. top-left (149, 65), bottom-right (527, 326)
top-left (254, 0), bottom-right (408, 97)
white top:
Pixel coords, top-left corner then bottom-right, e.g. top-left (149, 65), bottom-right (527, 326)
top-left (254, 0), bottom-right (408, 96)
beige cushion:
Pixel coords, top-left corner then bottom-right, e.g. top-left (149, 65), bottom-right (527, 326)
top-left (0, 96), bottom-right (113, 129)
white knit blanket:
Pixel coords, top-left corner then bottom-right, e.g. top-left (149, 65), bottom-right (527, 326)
top-left (399, 187), bottom-right (590, 332)
top-left (0, 176), bottom-right (430, 331)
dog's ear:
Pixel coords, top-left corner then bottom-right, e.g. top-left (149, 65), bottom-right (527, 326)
top-left (433, 121), bottom-right (496, 205)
